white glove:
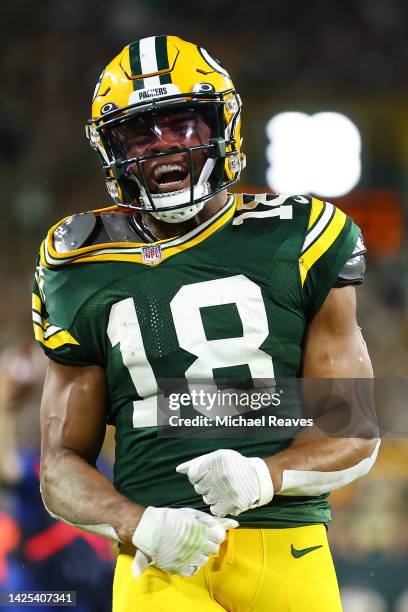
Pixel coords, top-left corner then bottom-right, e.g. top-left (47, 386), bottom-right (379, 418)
top-left (131, 506), bottom-right (238, 578)
top-left (176, 449), bottom-right (274, 517)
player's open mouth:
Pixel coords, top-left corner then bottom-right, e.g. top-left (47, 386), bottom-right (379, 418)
top-left (150, 163), bottom-right (190, 191)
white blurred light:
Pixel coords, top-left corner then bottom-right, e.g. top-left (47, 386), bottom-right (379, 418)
top-left (266, 112), bottom-right (361, 197)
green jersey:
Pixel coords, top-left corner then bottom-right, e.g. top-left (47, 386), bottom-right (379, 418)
top-left (33, 193), bottom-right (361, 527)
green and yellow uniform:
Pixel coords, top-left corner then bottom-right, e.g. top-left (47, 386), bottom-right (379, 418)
top-left (33, 193), bottom-right (359, 611)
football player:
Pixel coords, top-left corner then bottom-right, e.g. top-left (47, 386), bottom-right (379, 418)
top-left (34, 36), bottom-right (379, 611)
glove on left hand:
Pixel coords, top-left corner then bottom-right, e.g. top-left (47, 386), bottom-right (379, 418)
top-left (177, 449), bottom-right (274, 517)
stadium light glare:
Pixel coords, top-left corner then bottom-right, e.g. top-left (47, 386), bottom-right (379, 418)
top-left (266, 112), bottom-right (361, 197)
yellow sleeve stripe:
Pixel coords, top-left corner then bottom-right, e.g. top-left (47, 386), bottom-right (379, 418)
top-left (308, 197), bottom-right (325, 230)
top-left (33, 322), bottom-right (80, 350)
top-left (32, 293), bottom-right (42, 313)
top-left (299, 207), bottom-right (347, 286)
top-left (40, 240), bottom-right (47, 268)
top-left (32, 291), bottom-right (79, 350)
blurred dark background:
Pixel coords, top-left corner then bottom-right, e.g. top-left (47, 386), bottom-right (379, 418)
top-left (0, 1), bottom-right (407, 610)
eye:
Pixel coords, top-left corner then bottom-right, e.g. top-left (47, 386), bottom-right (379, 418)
top-left (131, 131), bottom-right (154, 145)
top-left (172, 122), bottom-right (193, 138)
top-left (174, 126), bottom-right (189, 136)
top-left (121, 128), bottom-right (158, 153)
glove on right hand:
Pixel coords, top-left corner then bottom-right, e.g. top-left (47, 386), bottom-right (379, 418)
top-left (132, 506), bottom-right (238, 577)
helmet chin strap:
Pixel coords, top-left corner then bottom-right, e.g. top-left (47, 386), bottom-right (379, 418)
top-left (139, 158), bottom-right (216, 224)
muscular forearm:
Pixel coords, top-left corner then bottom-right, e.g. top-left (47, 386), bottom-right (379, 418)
top-left (41, 449), bottom-right (144, 544)
top-left (39, 364), bottom-right (239, 579)
top-left (263, 286), bottom-right (379, 495)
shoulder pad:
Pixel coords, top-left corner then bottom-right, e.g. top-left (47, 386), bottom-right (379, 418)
top-left (54, 212), bottom-right (96, 253)
top-left (336, 234), bottom-right (367, 286)
top-left (100, 212), bottom-right (142, 242)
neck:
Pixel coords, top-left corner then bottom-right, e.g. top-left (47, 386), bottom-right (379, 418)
top-left (139, 190), bottom-right (229, 240)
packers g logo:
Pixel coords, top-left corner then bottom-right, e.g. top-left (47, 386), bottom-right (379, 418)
top-left (101, 102), bottom-right (118, 115)
top-left (193, 83), bottom-right (215, 94)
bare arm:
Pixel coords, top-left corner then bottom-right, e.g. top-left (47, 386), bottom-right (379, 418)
top-left (263, 285), bottom-right (378, 492)
top-left (40, 360), bottom-right (144, 544)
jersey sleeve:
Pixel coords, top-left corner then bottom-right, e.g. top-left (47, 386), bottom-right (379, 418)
top-left (32, 257), bottom-right (104, 367)
top-left (300, 198), bottom-right (362, 318)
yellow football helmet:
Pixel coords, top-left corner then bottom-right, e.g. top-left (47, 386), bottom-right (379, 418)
top-left (86, 35), bottom-right (245, 223)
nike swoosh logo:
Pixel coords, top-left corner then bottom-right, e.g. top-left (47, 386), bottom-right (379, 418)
top-left (291, 544), bottom-right (323, 558)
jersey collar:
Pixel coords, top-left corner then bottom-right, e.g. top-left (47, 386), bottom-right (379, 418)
top-left (41, 195), bottom-right (236, 268)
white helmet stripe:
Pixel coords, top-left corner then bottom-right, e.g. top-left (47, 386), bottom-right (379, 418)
top-left (139, 36), bottom-right (161, 89)
top-left (199, 48), bottom-right (230, 78)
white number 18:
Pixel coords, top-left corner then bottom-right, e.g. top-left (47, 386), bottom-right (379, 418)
top-left (107, 275), bottom-right (274, 427)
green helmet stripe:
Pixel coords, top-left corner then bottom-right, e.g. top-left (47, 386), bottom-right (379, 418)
top-left (155, 36), bottom-right (172, 85)
top-left (129, 40), bottom-right (145, 90)
top-left (155, 36), bottom-right (169, 70)
top-left (160, 72), bottom-right (172, 85)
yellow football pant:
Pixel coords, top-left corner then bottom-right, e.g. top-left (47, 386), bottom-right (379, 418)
top-left (113, 524), bottom-right (343, 611)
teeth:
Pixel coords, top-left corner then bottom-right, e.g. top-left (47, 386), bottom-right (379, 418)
top-left (153, 163), bottom-right (186, 180)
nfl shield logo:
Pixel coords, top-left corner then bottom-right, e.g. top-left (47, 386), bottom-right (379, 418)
top-left (142, 244), bottom-right (163, 264)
